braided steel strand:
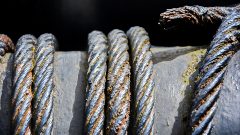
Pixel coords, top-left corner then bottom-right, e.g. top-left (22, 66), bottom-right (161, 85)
top-left (127, 26), bottom-right (154, 135)
top-left (190, 10), bottom-right (240, 135)
top-left (32, 34), bottom-right (56, 135)
top-left (85, 31), bottom-right (108, 135)
top-left (106, 29), bottom-right (131, 134)
top-left (12, 35), bottom-right (37, 135)
top-left (0, 34), bottom-right (15, 56)
top-left (159, 5), bottom-right (234, 30)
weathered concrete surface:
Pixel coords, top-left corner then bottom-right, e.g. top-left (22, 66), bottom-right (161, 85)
top-left (53, 52), bottom-right (87, 135)
top-left (0, 54), bottom-right (13, 135)
top-left (0, 47), bottom-right (240, 135)
top-left (153, 49), bottom-right (206, 135)
top-left (151, 46), bottom-right (205, 64)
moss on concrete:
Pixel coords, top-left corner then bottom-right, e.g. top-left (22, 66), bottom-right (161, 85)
top-left (182, 49), bottom-right (206, 85)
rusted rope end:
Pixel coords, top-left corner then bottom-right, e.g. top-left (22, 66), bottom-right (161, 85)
top-left (0, 34), bottom-right (15, 56)
top-left (159, 5), bottom-right (233, 30)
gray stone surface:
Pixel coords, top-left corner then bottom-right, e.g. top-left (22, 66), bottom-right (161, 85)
top-left (151, 46), bottom-right (205, 64)
top-left (53, 52), bottom-right (87, 135)
top-left (153, 49), bottom-right (206, 135)
top-left (0, 47), bottom-right (240, 135)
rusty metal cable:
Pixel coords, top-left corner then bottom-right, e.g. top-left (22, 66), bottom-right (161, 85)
top-left (85, 31), bottom-right (108, 135)
top-left (32, 33), bottom-right (56, 135)
top-left (106, 29), bottom-right (131, 134)
top-left (159, 5), bottom-right (234, 30)
top-left (12, 35), bottom-right (36, 135)
top-left (190, 10), bottom-right (240, 135)
top-left (0, 34), bottom-right (15, 56)
top-left (127, 26), bottom-right (155, 135)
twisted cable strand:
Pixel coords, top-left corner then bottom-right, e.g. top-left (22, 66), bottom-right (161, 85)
top-left (190, 10), bottom-right (240, 135)
top-left (12, 35), bottom-right (37, 135)
top-left (85, 31), bottom-right (108, 135)
top-left (159, 5), bottom-right (234, 30)
top-left (106, 29), bottom-right (131, 134)
top-left (0, 34), bottom-right (15, 56)
top-left (127, 26), bottom-right (154, 135)
top-left (32, 33), bottom-right (56, 135)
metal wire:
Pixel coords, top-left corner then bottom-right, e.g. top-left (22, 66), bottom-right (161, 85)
top-left (106, 29), bottom-right (131, 134)
top-left (85, 31), bottom-right (108, 135)
top-left (190, 10), bottom-right (240, 135)
top-left (32, 33), bottom-right (56, 135)
top-left (12, 35), bottom-right (37, 135)
top-left (159, 5), bottom-right (234, 30)
top-left (127, 26), bottom-right (155, 135)
top-left (0, 34), bottom-right (15, 56)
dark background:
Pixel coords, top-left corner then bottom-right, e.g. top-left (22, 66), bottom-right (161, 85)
top-left (1, 0), bottom-right (239, 51)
